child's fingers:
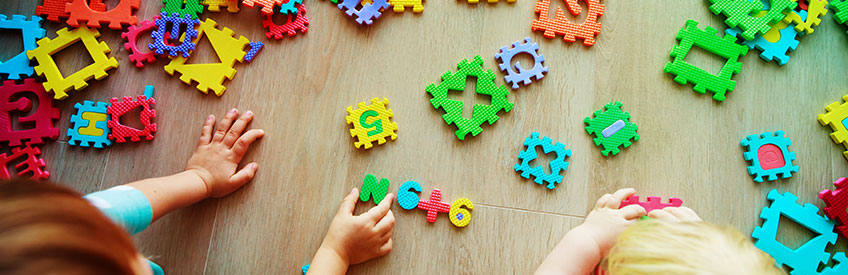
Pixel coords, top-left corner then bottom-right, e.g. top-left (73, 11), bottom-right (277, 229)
top-left (377, 238), bottom-right (393, 256)
top-left (374, 210), bottom-right (395, 233)
top-left (364, 193), bottom-right (394, 222)
top-left (607, 188), bottom-right (637, 209)
top-left (618, 204), bottom-right (647, 220)
top-left (212, 109), bottom-right (239, 143)
top-left (667, 207), bottom-right (702, 222)
top-left (647, 209), bottom-right (679, 222)
top-left (198, 115), bottom-right (215, 146)
top-left (595, 194), bottom-right (613, 209)
top-left (227, 162), bottom-right (259, 188)
top-left (223, 111), bottom-right (254, 147)
top-left (337, 188), bottom-right (359, 215)
top-left (231, 129), bottom-right (265, 156)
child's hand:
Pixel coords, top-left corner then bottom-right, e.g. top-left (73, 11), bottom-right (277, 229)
top-left (648, 206), bottom-right (702, 222)
top-left (319, 188), bottom-right (395, 265)
top-left (185, 109), bottom-right (265, 198)
top-left (577, 188), bottom-right (647, 256)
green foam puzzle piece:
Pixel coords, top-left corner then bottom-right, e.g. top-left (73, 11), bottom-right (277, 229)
top-left (584, 101), bottom-right (639, 156)
top-left (162, 0), bottom-right (204, 19)
top-left (360, 174), bottom-right (389, 204)
top-left (707, 0), bottom-right (796, 40)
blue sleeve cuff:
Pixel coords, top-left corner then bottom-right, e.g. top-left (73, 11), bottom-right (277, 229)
top-left (84, 186), bottom-right (153, 235)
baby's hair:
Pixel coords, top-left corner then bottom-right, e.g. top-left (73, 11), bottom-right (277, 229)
top-left (0, 180), bottom-right (138, 274)
top-left (604, 219), bottom-right (785, 275)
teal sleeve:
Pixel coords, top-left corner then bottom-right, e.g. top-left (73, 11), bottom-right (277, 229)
top-left (84, 186), bottom-right (153, 235)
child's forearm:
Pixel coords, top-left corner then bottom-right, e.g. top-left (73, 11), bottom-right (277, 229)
top-left (126, 170), bottom-right (209, 221)
top-left (535, 226), bottom-right (602, 275)
top-left (306, 246), bottom-right (349, 275)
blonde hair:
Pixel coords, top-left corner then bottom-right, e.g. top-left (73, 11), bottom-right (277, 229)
top-left (604, 220), bottom-right (785, 275)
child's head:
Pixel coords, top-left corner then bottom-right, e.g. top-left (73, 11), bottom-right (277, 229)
top-left (0, 179), bottom-right (144, 274)
top-left (604, 219), bottom-right (785, 274)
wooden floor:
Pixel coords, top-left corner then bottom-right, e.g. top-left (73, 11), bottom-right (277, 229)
top-left (4, 0), bottom-right (848, 273)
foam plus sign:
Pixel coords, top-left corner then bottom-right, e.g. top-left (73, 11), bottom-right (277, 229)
top-left (418, 189), bottom-right (450, 223)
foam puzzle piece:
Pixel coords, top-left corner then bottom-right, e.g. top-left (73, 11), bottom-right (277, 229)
top-left (345, 97), bottom-right (398, 149)
top-left (398, 181), bottom-right (422, 210)
top-left (107, 86), bottom-right (157, 143)
top-left (584, 102), bottom-right (638, 156)
top-left (818, 92), bottom-right (848, 160)
top-left (68, 100), bottom-right (112, 148)
top-left (820, 253), bottom-right (848, 274)
top-left (783, 0), bottom-right (827, 34)
top-left (449, 198), bottom-right (473, 228)
top-left (37, 0), bottom-right (106, 22)
top-left (162, 0), bottom-right (205, 19)
top-left (496, 37), bottom-right (548, 90)
top-left (514, 132), bottom-right (571, 190)
top-left (740, 131), bottom-right (798, 182)
top-left (834, 0), bottom-right (848, 24)
top-left (301, 264), bottom-right (309, 274)
top-left (26, 26), bottom-right (118, 100)
top-left (467, 0), bottom-right (515, 2)
top-left (0, 15), bottom-right (46, 80)
top-left (426, 55), bottom-right (513, 140)
top-left (263, 4), bottom-right (309, 39)
top-left (663, 20), bottom-right (748, 101)
top-left (619, 195), bottom-right (682, 213)
top-left (820, 178), bottom-right (848, 239)
top-left (799, 0), bottom-right (810, 10)
top-left (66, 0), bottom-right (139, 30)
top-left (165, 18), bottom-right (249, 96)
top-left (150, 12), bottom-right (200, 58)
top-left (390, 0), bottom-right (424, 12)
top-left (707, 0), bottom-right (796, 40)
top-left (360, 174), bottom-right (389, 204)
top-left (245, 41), bottom-right (264, 62)
top-left (122, 16), bottom-right (160, 68)
top-left (338, 0), bottom-right (391, 25)
top-left (0, 79), bottom-right (61, 146)
top-left (203, 0), bottom-right (241, 12)
top-left (725, 10), bottom-right (802, 66)
top-left (242, 0), bottom-right (283, 14)
top-left (418, 189), bottom-right (450, 223)
top-left (531, 0), bottom-right (605, 46)
top-left (0, 142), bottom-right (49, 180)
top-left (753, 190), bottom-right (837, 275)
top-left (279, 0), bottom-right (305, 15)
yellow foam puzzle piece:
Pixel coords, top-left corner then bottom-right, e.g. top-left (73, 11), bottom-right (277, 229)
top-left (783, 0), bottom-right (828, 34)
top-left (164, 18), bottom-right (249, 97)
top-left (25, 26), bottom-right (118, 100)
top-left (201, 0), bottom-right (240, 12)
top-left (390, 0), bottom-right (423, 12)
top-left (818, 93), bottom-right (848, 160)
top-left (345, 98), bottom-right (398, 149)
top-left (449, 198), bottom-right (473, 228)
top-left (78, 112), bottom-right (107, 136)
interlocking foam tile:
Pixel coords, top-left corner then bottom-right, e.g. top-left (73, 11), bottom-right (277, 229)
top-left (345, 97), bottom-right (398, 149)
top-left (619, 195), bottom-right (682, 213)
top-left (164, 18), bottom-right (249, 96)
top-left (663, 20), bottom-right (748, 101)
top-left (820, 178), bottom-right (848, 239)
top-left (263, 3), bottom-right (309, 39)
top-left (68, 100), bottom-right (112, 148)
top-left (390, 0), bottom-right (423, 12)
top-left (0, 78), bottom-right (61, 146)
top-left (418, 189), bottom-right (450, 223)
top-left (725, 10), bottom-right (801, 66)
top-left (162, 0), bottom-right (205, 19)
top-left (818, 92), bottom-right (848, 160)
top-left (149, 12), bottom-right (200, 58)
top-left (425, 55), bottom-right (513, 140)
top-left (0, 15), bottom-right (45, 80)
top-left (360, 174), bottom-right (389, 204)
top-left (834, 0), bottom-right (848, 25)
top-left (514, 132), bottom-right (571, 189)
top-left (203, 0), bottom-right (241, 13)
top-left (496, 37), bottom-right (548, 89)
top-left (740, 131), bottom-right (798, 182)
top-left (26, 26), bottom-right (118, 100)
top-left (531, 0), bottom-right (605, 46)
top-left (708, 0), bottom-right (796, 40)
top-left (279, 0), bottom-right (304, 15)
top-left (584, 101), bottom-right (638, 156)
top-left (65, 0), bottom-right (139, 30)
top-left (449, 198), bottom-right (473, 227)
top-left (122, 16), bottom-right (160, 68)
top-left (783, 0), bottom-right (827, 34)
top-left (107, 86), bottom-right (156, 143)
top-left (37, 0), bottom-right (106, 22)
top-left (0, 142), bottom-right (49, 180)
top-left (338, 0), bottom-right (391, 25)
top-left (753, 190), bottom-right (837, 275)
top-left (398, 181), bottom-right (422, 210)
top-left (242, 0), bottom-right (283, 14)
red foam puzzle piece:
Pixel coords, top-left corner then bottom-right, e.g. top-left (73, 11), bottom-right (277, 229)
top-left (619, 195), bottom-right (683, 213)
top-left (262, 4), bottom-right (309, 40)
top-left (0, 142), bottom-right (49, 180)
top-left (418, 189), bottom-right (451, 223)
top-left (531, 0), bottom-right (605, 46)
top-left (107, 94), bottom-right (157, 143)
top-left (65, 0), bottom-right (139, 30)
top-left (0, 79), bottom-right (61, 147)
top-left (121, 16), bottom-right (160, 68)
top-left (37, 0), bottom-right (106, 22)
top-left (820, 178), bottom-right (848, 239)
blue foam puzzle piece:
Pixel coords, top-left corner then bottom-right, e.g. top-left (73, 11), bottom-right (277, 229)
top-left (514, 132), bottom-right (571, 190)
top-left (0, 15), bottom-right (45, 80)
top-left (740, 130), bottom-right (798, 182)
top-left (279, 0), bottom-right (304, 15)
top-left (338, 0), bottom-right (390, 25)
top-left (725, 10), bottom-right (804, 66)
top-left (495, 37), bottom-right (548, 90)
top-left (301, 264), bottom-right (309, 274)
top-left (68, 100), bottom-right (112, 148)
top-left (245, 41), bottom-right (264, 62)
top-left (398, 181), bottom-right (422, 210)
top-left (149, 12), bottom-right (200, 58)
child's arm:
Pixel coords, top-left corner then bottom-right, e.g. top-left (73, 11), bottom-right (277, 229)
top-left (128, 109), bottom-right (264, 221)
top-left (307, 188), bottom-right (396, 275)
top-left (535, 188), bottom-right (646, 275)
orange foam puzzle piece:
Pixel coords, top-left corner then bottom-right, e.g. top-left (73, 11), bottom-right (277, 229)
top-left (65, 0), bottom-right (139, 30)
top-left (531, 0), bottom-right (604, 46)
